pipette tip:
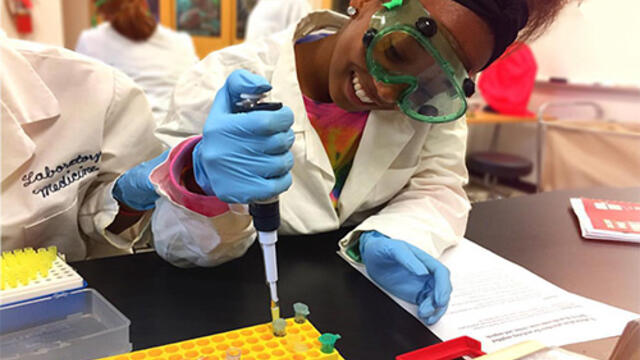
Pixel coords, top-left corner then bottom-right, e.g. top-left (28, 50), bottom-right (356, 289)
top-left (270, 300), bottom-right (280, 322)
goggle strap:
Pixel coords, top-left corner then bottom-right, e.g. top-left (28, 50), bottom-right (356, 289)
top-left (362, 28), bottom-right (378, 47)
top-left (463, 78), bottom-right (476, 97)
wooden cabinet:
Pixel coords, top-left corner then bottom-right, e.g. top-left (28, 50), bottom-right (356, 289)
top-left (159, 0), bottom-right (333, 58)
top-left (86, 0), bottom-right (340, 58)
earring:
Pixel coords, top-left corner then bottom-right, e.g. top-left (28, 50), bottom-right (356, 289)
top-left (347, 6), bottom-right (358, 17)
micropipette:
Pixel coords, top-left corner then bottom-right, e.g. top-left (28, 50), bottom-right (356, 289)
top-left (232, 92), bottom-right (283, 322)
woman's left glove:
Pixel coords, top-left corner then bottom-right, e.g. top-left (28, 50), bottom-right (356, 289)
top-left (359, 231), bottom-right (452, 325)
top-left (112, 150), bottom-right (169, 211)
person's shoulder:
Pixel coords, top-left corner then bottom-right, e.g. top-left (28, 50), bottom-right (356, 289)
top-left (9, 39), bottom-right (132, 96)
top-left (153, 24), bottom-right (184, 39)
top-left (211, 29), bottom-right (291, 66)
top-left (175, 33), bottom-right (288, 94)
top-left (150, 25), bottom-right (197, 60)
top-left (154, 25), bottom-right (191, 45)
top-left (78, 23), bottom-right (112, 42)
top-left (11, 38), bottom-right (101, 66)
top-left (76, 23), bottom-right (116, 53)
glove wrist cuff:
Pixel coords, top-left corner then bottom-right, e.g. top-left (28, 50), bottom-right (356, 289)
top-left (191, 141), bottom-right (216, 196)
top-left (149, 136), bottom-right (230, 217)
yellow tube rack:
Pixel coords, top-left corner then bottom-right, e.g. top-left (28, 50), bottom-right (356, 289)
top-left (100, 318), bottom-right (345, 360)
top-left (1, 247), bottom-right (57, 290)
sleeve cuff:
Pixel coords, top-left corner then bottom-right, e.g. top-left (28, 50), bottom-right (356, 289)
top-left (150, 136), bottom-right (230, 217)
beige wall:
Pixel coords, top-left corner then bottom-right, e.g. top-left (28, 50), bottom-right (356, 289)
top-left (530, 0), bottom-right (640, 88)
top-left (1, 0), bottom-right (65, 46)
top-left (62, 0), bottom-right (91, 49)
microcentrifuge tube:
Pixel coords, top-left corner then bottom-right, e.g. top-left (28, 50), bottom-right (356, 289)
top-left (318, 333), bottom-right (341, 354)
top-left (293, 302), bottom-right (310, 323)
top-left (225, 347), bottom-right (242, 360)
top-left (286, 334), bottom-right (310, 353)
top-left (272, 318), bottom-right (287, 337)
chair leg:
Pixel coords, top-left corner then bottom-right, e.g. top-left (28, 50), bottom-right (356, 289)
top-left (483, 173), bottom-right (509, 200)
top-left (483, 173), bottom-right (496, 200)
top-left (483, 173), bottom-right (491, 187)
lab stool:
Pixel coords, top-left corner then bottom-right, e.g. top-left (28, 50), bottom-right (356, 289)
top-left (466, 151), bottom-right (533, 199)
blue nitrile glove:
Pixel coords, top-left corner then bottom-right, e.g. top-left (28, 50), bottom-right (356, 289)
top-left (113, 150), bottom-right (169, 211)
top-left (192, 69), bottom-right (295, 204)
top-left (359, 231), bottom-right (452, 325)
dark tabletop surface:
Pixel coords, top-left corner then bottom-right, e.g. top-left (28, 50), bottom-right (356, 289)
top-left (465, 186), bottom-right (640, 315)
top-left (73, 228), bottom-right (440, 360)
top-left (73, 187), bottom-right (640, 359)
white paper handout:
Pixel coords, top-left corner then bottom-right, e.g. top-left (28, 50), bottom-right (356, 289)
top-left (340, 239), bottom-right (639, 353)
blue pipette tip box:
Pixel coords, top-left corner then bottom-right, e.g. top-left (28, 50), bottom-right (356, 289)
top-left (0, 288), bottom-right (131, 360)
top-left (0, 250), bottom-right (131, 359)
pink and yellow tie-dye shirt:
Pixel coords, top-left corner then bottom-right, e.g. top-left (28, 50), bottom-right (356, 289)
top-left (303, 95), bottom-right (369, 208)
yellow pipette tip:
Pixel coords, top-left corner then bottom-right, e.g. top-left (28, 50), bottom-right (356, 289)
top-left (1, 247), bottom-right (56, 290)
top-left (271, 306), bottom-right (280, 322)
top-left (270, 301), bottom-right (280, 322)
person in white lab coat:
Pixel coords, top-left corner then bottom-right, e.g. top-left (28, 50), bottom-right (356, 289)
top-left (1, 37), bottom-right (166, 260)
top-left (141, 0), bottom-right (566, 324)
top-left (244, 0), bottom-right (312, 41)
top-left (76, 0), bottom-right (199, 123)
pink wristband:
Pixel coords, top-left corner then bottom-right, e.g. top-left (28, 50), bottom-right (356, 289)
top-left (150, 136), bottom-right (230, 217)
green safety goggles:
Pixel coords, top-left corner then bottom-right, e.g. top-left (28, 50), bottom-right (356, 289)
top-left (363, 0), bottom-right (476, 123)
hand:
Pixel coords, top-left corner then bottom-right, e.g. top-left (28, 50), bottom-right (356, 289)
top-left (113, 150), bottom-right (169, 211)
top-left (192, 69), bottom-right (295, 204)
top-left (359, 231), bottom-right (452, 325)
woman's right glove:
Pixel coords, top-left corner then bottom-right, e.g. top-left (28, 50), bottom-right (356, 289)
top-left (192, 70), bottom-right (295, 204)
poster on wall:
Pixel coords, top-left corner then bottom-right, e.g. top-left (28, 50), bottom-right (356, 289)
top-left (236, 0), bottom-right (256, 39)
top-left (176, 0), bottom-right (221, 37)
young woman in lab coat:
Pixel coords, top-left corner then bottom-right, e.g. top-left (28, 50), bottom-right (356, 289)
top-left (1, 36), bottom-right (166, 260)
top-left (76, 0), bottom-right (199, 123)
top-left (142, 0), bottom-right (567, 324)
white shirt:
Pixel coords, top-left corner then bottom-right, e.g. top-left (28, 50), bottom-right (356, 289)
top-left (151, 11), bottom-right (470, 267)
top-left (1, 38), bottom-right (165, 260)
top-left (76, 24), bottom-right (199, 123)
top-left (245, 0), bottom-right (312, 41)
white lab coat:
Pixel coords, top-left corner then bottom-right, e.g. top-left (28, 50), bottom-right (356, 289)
top-left (245, 0), bottom-right (312, 42)
top-left (1, 38), bottom-right (165, 261)
top-left (76, 24), bottom-right (199, 123)
top-left (152, 11), bottom-right (470, 267)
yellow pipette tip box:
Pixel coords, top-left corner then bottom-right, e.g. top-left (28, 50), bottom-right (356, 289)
top-left (0, 247), bottom-right (85, 306)
top-left (99, 318), bottom-right (346, 360)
